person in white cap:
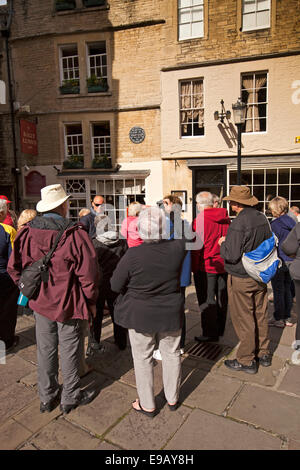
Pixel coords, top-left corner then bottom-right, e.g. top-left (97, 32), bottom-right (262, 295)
top-left (8, 184), bottom-right (100, 414)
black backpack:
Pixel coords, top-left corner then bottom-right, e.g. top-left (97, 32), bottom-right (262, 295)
top-left (18, 221), bottom-right (71, 300)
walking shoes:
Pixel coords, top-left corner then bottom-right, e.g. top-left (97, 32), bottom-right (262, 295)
top-left (59, 389), bottom-right (96, 414)
top-left (224, 358), bottom-right (258, 374)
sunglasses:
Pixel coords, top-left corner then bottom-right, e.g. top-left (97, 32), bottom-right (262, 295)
top-left (93, 202), bottom-right (103, 207)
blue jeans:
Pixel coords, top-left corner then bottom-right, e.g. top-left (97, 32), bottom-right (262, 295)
top-left (271, 263), bottom-right (293, 321)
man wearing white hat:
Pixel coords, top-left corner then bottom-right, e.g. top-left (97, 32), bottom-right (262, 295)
top-left (8, 184), bottom-right (100, 414)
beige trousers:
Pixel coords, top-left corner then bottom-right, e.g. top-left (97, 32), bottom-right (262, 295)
top-left (128, 329), bottom-right (182, 410)
top-left (228, 274), bottom-right (270, 365)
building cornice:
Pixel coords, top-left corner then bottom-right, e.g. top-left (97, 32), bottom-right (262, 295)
top-left (161, 49), bottom-right (300, 73)
top-left (9, 19), bottom-right (166, 43)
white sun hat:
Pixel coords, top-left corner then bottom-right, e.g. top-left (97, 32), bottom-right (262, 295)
top-left (36, 184), bottom-right (70, 213)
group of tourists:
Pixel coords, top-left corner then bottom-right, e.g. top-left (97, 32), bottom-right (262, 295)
top-left (1, 182), bottom-right (300, 418)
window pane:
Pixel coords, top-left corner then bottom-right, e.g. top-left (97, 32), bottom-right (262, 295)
top-left (253, 186), bottom-right (264, 201)
top-left (243, 0), bottom-right (255, 13)
top-left (253, 169), bottom-right (264, 185)
top-left (179, 10), bottom-right (191, 23)
top-left (243, 12), bottom-right (256, 30)
top-left (279, 186), bottom-right (289, 200)
top-left (192, 6), bottom-right (203, 21)
top-left (179, 23), bottom-right (190, 39)
top-left (278, 169), bottom-right (290, 184)
top-left (266, 186), bottom-right (277, 199)
top-left (191, 21), bottom-right (203, 37)
top-left (291, 168), bottom-right (300, 184)
top-left (266, 169), bottom-right (277, 185)
top-left (291, 186), bottom-right (300, 201)
top-left (179, 0), bottom-right (191, 7)
top-left (241, 171), bottom-right (252, 186)
top-left (257, 10), bottom-right (270, 27)
top-left (257, 0), bottom-right (270, 11)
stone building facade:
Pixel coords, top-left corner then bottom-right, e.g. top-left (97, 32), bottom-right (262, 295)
top-left (0, 0), bottom-right (300, 222)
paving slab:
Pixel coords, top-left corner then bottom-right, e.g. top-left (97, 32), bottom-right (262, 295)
top-left (228, 384), bottom-right (300, 441)
top-left (278, 364), bottom-right (300, 397)
top-left (0, 382), bottom-right (36, 425)
top-left (165, 408), bottom-right (282, 450)
top-left (180, 368), bottom-right (243, 415)
top-left (29, 417), bottom-right (101, 450)
top-left (13, 397), bottom-right (62, 433)
top-left (0, 355), bottom-right (36, 391)
top-left (216, 355), bottom-right (286, 387)
top-left (106, 398), bottom-right (192, 450)
top-left (66, 380), bottom-right (137, 437)
top-left (0, 418), bottom-right (32, 450)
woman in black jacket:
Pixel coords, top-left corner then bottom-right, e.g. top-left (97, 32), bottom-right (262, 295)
top-left (111, 206), bottom-right (186, 417)
top-left (88, 215), bottom-right (128, 355)
top-left (282, 223), bottom-right (300, 349)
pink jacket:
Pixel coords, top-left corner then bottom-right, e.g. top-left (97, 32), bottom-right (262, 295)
top-left (121, 216), bottom-right (143, 248)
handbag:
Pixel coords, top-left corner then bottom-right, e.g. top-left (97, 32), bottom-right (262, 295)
top-left (242, 217), bottom-right (282, 284)
top-left (18, 221), bottom-right (71, 300)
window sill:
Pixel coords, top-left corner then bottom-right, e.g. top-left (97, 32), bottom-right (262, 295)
top-left (54, 4), bottom-right (109, 15)
top-left (178, 35), bottom-right (205, 43)
top-left (58, 91), bottom-right (112, 98)
top-left (181, 135), bottom-right (205, 139)
top-left (241, 26), bottom-right (270, 33)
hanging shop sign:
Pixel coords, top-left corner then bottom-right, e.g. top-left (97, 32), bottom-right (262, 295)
top-left (20, 119), bottom-right (38, 156)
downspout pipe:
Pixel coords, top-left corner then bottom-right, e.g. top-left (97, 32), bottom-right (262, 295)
top-left (2, 0), bottom-right (20, 211)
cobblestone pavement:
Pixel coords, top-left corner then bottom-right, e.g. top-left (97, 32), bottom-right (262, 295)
top-left (1, 285), bottom-right (299, 451)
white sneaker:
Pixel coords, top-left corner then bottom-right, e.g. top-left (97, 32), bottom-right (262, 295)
top-left (153, 349), bottom-right (162, 361)
top-left (180, 349), bottom-right (184, 355)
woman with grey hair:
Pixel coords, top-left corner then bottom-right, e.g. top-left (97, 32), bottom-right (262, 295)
top-left (120, 201), bottom-right (144, 248)
top-left (0, 199), bottom-right (19, 352)
top-left (111, 206), bottom-right (186, 417)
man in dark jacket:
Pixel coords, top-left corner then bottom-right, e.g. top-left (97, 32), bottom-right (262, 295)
top-left (219, 186), bottom-right (272, 374)
top-left (8, 184), bottom-right (100, 414)
top-left (80, 194), bottom-right (105, 238)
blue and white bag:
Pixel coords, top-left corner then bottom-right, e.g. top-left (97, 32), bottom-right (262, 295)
top-left (242, 220), bottom-right (281, 284)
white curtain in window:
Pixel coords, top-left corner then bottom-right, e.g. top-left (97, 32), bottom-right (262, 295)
top-left (243, 75), bottom-right (266, 132)
top-left (181, 81), bottom-right (204, 131)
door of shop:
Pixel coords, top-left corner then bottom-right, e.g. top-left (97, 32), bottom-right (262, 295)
top-left (192, 166), bottom-right (227, 219)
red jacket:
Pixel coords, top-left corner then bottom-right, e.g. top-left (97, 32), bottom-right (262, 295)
top-left (7, 215), bottom-right (99, 323)
top-left (192, 208), bottom-right (230, 274)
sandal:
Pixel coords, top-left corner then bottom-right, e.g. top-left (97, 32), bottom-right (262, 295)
top-left (168, 402), bottom-right (180, 411)
top-left (285, 320), bottom-right (293, 327)
top-left (132, 399), bottom-right (156, 418)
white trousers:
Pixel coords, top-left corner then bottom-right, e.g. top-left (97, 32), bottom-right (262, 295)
top-left (128, 329), bottom-right (182, 410)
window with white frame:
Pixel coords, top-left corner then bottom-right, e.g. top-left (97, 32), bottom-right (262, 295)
top-left (180, 79), bottom-right (204, 137)
top-left (241, 72), bottom-right (267, 133)
top-left (97, 178), bottom-right (146, 229)
top-left (87, 42), bottom-right (107, 80)
top-left (64, 123), bottom-right (83, 158)
top-left (178, 0), bottom-right (204, 41)
top-left (242, 0), bottom-right (270, 31)
top-left (60, 45), bottom-right (79, 83)
top-left (92, 122), bottom-right (111, 165)
top-left (66, 179), bottom-right (88, 221)
top-left (228, 167), bottom-right (300, 215)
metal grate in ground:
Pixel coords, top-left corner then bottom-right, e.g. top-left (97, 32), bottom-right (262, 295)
top-left (185, 341), bottom-right (231, 362)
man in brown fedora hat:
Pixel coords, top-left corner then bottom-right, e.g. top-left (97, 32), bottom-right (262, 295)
top-left (8, 184), bottom-right (100, 414)
top-left (219, 185), bottom-right (272, 374)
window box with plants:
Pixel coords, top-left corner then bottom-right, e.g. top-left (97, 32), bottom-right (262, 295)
top-left (59, 79), bottom-right (80, 95)
top-left (92, 155), bottom-right (112, 169)
top-left (55, 0), bottom-right (76, 11)
top-left (83, 0), bottom-right (105, 7)
top-left (63, 155), bottom-right (84, 169)
top-left (87, 75), bottom-right (108, 93)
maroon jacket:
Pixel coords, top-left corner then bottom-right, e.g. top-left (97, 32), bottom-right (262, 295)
top-left (7, 215), bottom-right (100, 323)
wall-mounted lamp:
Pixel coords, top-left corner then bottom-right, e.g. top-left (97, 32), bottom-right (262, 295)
top-left (214, 99), bottom-right (231, 123)
top-left (232, 97), bottom-right (247, 185)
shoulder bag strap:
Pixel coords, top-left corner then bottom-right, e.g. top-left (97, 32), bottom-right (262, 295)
top-left (43, 220), bottom-right (72, 266)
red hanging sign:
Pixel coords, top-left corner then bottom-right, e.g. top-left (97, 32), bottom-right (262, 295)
top-left (20, 119), bottom-right (38, 156)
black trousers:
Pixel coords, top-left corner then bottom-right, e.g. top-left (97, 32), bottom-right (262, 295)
top-left (89, 283), bottom-right (127, 350)
top-left (0, 274), bottom-right (19, 348)
top-left (293, 280), bottom-right (300, 343)
top-left (194, 271), bottom-right (228, 337)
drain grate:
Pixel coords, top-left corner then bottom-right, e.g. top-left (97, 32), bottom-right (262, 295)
top-left (185, 341), bottom-right (231, 361)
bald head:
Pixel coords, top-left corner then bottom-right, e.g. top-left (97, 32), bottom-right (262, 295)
top-left (92, 195), bottom-right (105, 213)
